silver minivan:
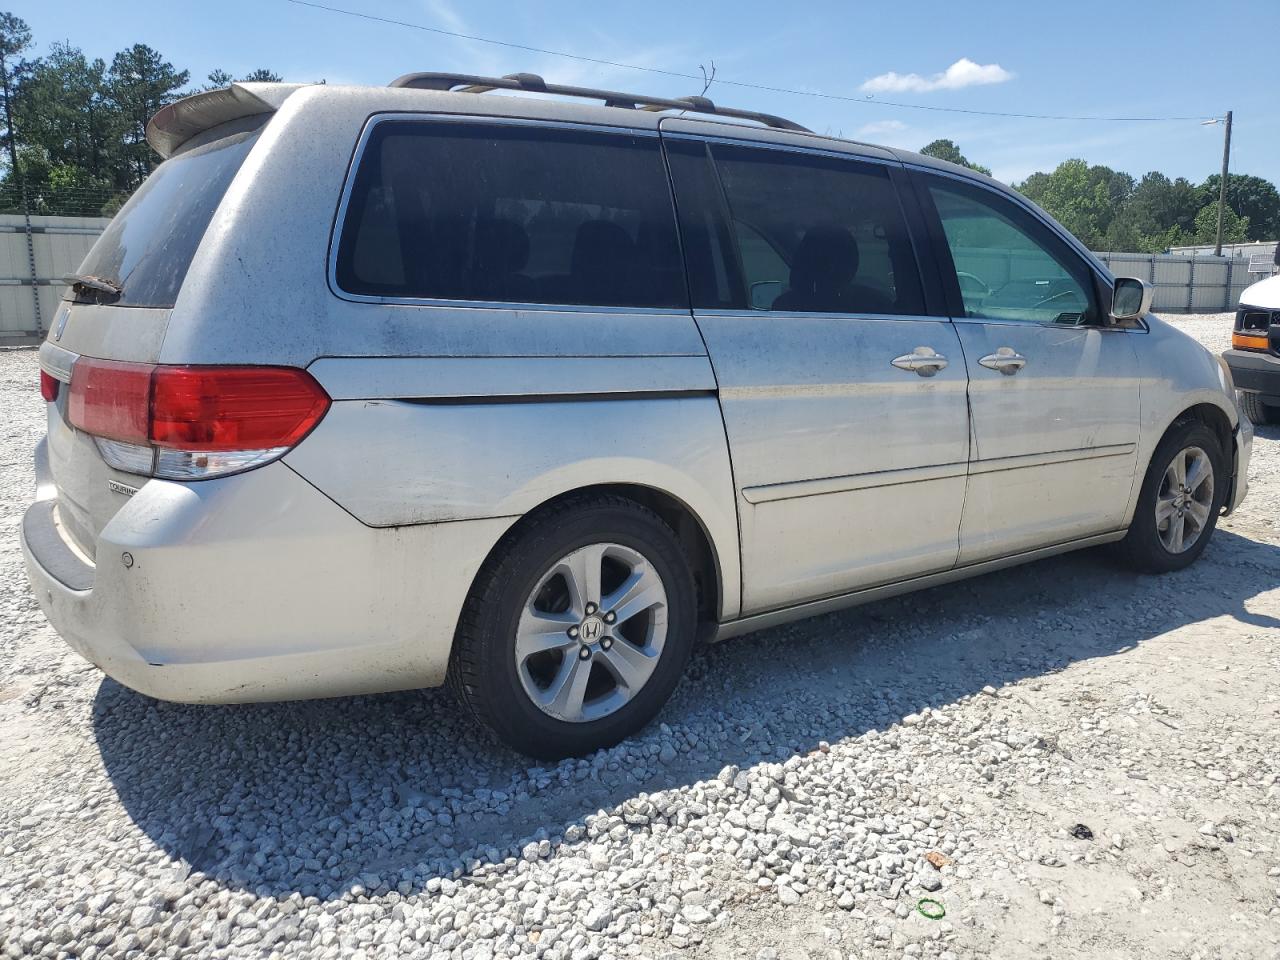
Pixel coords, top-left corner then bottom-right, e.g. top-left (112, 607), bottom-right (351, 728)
top-left (22, 73), bottom-right (1251, 758)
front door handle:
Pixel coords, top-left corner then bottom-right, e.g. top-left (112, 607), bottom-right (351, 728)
top-left (891, 346), bottom-right (949, 378)
top-left (978, 347), bottom-right (1027, 375)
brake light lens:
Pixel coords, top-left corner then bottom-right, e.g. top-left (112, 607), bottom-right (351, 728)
top-left (67, 359), bottom-right (152, 443)
top-left (1233, 331), bottom-right (1269, 351)
top-left (66, 359), bottom-right (330, 480)
top-left (39, 369), bottom-right (60, 402)
top-left (150, 367), bottom-right (331, 451)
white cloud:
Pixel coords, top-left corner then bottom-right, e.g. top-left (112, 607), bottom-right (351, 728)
top-left (860, 58), bottom-right (1014, 95)
top-left (415, 0), bottom-right (507, 76)
top-left (421, 0), bottom-right (470, 37)
top-left (856, 119), bottom-right (908, 137)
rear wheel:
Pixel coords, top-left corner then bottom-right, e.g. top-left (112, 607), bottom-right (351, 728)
top-left (448, 495), bottom-right (697, 759)
top-left (1116, 422), bottom-right (1226, 573)
top-left (1238, 391), bottom-right (1276, 426)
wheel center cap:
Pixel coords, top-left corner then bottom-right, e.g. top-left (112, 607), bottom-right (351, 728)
top-left (579, 615), bottom-right (605, 643)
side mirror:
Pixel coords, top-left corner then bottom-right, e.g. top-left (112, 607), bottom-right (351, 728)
top-left (1111, 277), bottom-right (1153, 322)
top-left (750, 280), bottom-right (783, 311)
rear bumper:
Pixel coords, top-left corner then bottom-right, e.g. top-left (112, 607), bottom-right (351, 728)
top-left (1224, 348), bottom-right (1280, 400)
top-left (21, 449), bottom-right (512, 704)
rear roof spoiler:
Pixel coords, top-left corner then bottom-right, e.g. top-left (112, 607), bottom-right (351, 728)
top-left (146, 83), bottom-right (307, 159)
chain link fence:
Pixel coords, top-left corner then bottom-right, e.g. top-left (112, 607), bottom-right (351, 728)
top-left (0, 182), bottom-right (130, 341)
top-left (0, 183), bottom-right (128, 219)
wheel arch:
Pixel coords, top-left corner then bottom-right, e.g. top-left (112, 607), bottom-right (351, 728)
top-left (1125, 392), bottom-right (1239, 530)
top-left (1144, 401), bottom-right (1237, 518)
top-left (1171, 401), bottom-right (1237, 515)
top-left (475, 482), bottom-right (737, 631)
top-left (586, 483), bottom-right (726, 631)
top-left (1168, 402), bottom-right (1233, 462)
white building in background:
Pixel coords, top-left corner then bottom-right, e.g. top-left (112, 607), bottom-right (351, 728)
top-left (1167, 240), bottom-right (1280, 280)
top-left (1168, 240), bottom-right (1277, 260)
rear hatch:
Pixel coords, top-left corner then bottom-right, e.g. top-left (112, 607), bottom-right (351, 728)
top-left (42, 108), bottom-right (270, 560)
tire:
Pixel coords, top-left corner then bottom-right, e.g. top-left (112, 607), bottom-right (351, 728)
top-left (448, 494), bottom-right (697, 759)
top-left (1115, 421), bottom-right (1226, 574)
top-left (1238, 391), bottom-right (1275, 426)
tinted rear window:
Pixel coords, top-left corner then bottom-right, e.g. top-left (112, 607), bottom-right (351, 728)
top-left (709, 144), bottom-right (924, 316)
top-left (76, 123), bottom-right (263, 308)
top-left (665, 138), bottom-right (924, 315)
top-left (334, 120), bottom-right (686, 309)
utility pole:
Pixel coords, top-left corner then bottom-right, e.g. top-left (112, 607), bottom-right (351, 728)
top-left (1213, 110), bottom-right (1233, 257)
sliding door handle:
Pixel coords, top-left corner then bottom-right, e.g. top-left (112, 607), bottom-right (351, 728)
top-left (891, 347), bottom-right (949, 377)
top-left (978, 347), bottom-right (1027, 375)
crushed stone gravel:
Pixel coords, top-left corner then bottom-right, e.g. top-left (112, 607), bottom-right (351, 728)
top-left (2, 313), bottom-right (1279, 960)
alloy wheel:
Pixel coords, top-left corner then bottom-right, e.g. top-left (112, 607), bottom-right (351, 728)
top-left (514, 542), bottom-right (668, 723)
top-left (1155, 445), bottom-right (1214, 554)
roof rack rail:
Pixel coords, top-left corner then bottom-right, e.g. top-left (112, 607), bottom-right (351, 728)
top-left (388, 71), bottom-right (811, 133)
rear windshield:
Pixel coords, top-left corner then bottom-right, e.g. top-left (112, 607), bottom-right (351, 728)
top-left (75, 122), bottom-right (263, 308)
top-left (333, 120), bottom-right (686, 309)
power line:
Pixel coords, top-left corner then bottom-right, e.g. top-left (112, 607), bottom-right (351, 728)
top-left (286, 0), bottom-right (1217, 123)
top-left (287, 0), bottom-right (694, 81)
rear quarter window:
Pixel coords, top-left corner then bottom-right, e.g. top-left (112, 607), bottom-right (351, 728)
top-left (333, 119), bottom-right (686, 309)
top-left (75, 121), bottom-right (264, 308)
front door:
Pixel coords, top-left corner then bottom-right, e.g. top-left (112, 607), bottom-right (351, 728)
top-left (663, 131), bottom-right (971, 614)
top-left (919, 173), bottom-right (1141, 564)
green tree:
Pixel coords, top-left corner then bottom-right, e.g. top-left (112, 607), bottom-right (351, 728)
top-left (1101, 215), bottom-right (1141, 253)
top-left (17, 147), bottom-right (115, 215)
top-left (1015, 159), bottom-right (1134, 249)
top-left (204, 68), bottom-right (234, 90)
top-left (240, 68), bottom-right (282, 83)
top-left (205, 67), bottom-right (282, 90)
top-left (1191, 203), bottom-right (1249, 245)
top-left (2, 20), bottom-right (286, 213)
top-left (1126, 173), bottom-right (1198, 236)
top-left (107, 43), bottom-right (189, 187)
top-left (1113, 172), bottom-right (1202, 252)
top-left (0, 10), bottom-right (33, 187)
top-left (16, 43), bottom-right (116, 183)
top-left (919, 138), bottom-right (991, 176)
top-left (1197, 173), bottom-right (1280, 241)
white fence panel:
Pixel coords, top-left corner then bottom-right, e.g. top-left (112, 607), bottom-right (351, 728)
top-left (1096, 251), bottom-right (1260, 314)
top-left (0, 214), bottom-right (111, 340)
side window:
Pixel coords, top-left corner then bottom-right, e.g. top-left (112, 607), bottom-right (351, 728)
top-left (928, 179), bottom-right (1096, 324)
top-left (733, 222), bottom-right (789, 309)
top-left (335, 121), bottom-right (686, 309)
top-left (711, 144), bottom-right (924, 316)
top-left (664, 137), bottom-right (742, 310)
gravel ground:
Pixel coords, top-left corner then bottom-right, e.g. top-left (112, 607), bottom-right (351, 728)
top-left (2, 312), bottom-right (1279, 960)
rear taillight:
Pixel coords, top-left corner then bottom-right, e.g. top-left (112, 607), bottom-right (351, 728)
top-left (66, 359), bottom-right (331, 480)
top-left (67, 359), bottom-right (152, 443)
top-left (39, 369), bottom-right (60, 402)
top-left (149, 366), bottom-right (331, 452)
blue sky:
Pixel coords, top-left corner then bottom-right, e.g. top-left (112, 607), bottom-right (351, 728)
top-left (19, 0), bottom-right (1280, 186)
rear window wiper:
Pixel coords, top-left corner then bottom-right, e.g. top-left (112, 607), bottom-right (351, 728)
top-left (64, 274), bottom-right (123, 304)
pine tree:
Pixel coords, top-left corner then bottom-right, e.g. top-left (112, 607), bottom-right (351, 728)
top-left (107, 44), bottom-right (189, 187)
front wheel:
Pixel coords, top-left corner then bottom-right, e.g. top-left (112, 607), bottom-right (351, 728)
top-left (1238, 391), bottom-right (1276, 426)
top-left (448, 495), bottom-right (697, 759)
top-left (1115, 422), bottom-right (1226, 573)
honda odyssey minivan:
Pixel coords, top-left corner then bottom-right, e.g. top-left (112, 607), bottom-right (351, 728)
top-left (22, 73), bottom-right (1251, 758)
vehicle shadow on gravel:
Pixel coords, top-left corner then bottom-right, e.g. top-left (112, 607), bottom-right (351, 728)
top-left (92, 527), bottom-right (1280, 901)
